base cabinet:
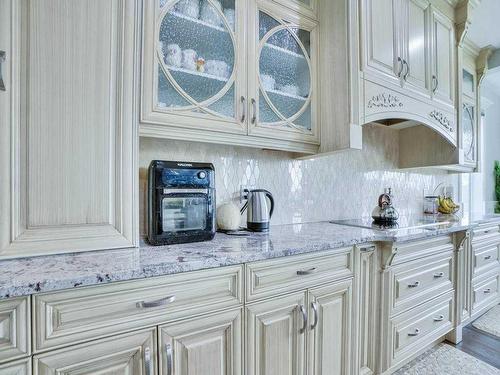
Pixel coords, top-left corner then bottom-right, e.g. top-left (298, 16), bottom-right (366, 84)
top-left (308, 280), bottom-right (352, 375)
top-left (159, 309), bottom-right (242, 375)
top-left (0, 359), bottom-right (31, 375)
top-left (245, 293), bottom-right (307, 375)
top-left (33, 328), bottom-right (157, 375)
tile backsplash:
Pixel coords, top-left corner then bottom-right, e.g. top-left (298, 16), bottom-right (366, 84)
top-left (139, 124), bottom-right (458, 234)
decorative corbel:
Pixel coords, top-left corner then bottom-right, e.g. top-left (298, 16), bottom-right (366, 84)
top-left (454, 0), bottom-right (481, 47)
top-left (456, 231), bottom-right (470, 253)
top-left (476, 46), bottom-right (494, 85)
top-left (381, 245), bottom-right (398, 270)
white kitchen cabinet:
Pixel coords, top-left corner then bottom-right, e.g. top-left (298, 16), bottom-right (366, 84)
top-left (362, 0), bottom-right (400, 84)
top-left (430, 7), bottom-right (455, 107)
top-left (141, 0), bottom-right (320, 154)
top-left (0, 0), bottom-right (138, 258)
top-left (33, 328), bottom-right (157, 375)
top-left (247, 1), bottom-right (319, 145)
top-left (0, 358), bottom-right (31, 375)
top-left (246, 292), bottom-right (307, 375)
top-left (159, 309), bottom-right (242, 375)
top-left (401, 0), bottom-right (431, 97)
top-left (308, 280), bottom-right (353, 375)
top-left (0, 297), bottom-right (30, 364)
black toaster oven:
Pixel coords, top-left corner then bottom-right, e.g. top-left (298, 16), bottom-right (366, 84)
top-left (147, 160), bottom-right (216, 245)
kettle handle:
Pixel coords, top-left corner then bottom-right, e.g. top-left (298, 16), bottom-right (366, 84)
top-left (256, 189), bottom-right (274, 218)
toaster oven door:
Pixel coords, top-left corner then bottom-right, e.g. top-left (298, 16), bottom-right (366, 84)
top-left (161, 193), bottom-right (208, 233)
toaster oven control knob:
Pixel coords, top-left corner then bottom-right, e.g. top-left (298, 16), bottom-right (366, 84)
top-left (197, 171), bottom-right (207, 179)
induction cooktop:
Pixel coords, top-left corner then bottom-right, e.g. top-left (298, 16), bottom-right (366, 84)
top-left (330, 216), bottom-right (454, 231)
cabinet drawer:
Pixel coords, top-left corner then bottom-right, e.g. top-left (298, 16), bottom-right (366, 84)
top-left (391, 251), bottom-right (454, 315)
top-left (472, 224), bottom-right (500, 244)
top-left (245, 248), bottom-right (353, 302)
top-left (473, 243), bottom-right (500, 277)
top-left (34, 266), bottom-right (242, 351)
top-left (472, 272), bottom-right (499, 313)
top-left (0, 297), bottom-right (30, 363)
top-left (390, 292), bottom-right (454, 365)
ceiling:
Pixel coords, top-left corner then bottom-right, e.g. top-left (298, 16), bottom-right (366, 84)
top-left (467, 0), bottom-right (500, 48)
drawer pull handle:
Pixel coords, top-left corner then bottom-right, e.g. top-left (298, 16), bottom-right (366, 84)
top-left (484, 255), bottom-right (492, 260)
top-left (433, 315), bottom-right (445, 322)
top-left (311, 302), bottom-right (319, 330)
top-left (297, 267), bottom-right (317, 276)
top-left (484, 288), bottom-right (492, 294)
top-left (0, 51), bottom-right (5, 91)
top-left (299, 304), bottom-right (308, 334)
top-left (136, 295), bottom-right (176, 308)
top-left (408, 281), bottom-right (420, 288)
top-left (408, 328), bottom-right (420, 337)
top-left (165, 343), bottom-right (173, 375)
top-left (144, 347), bottom-right (153, 375)
top-left (433, 272), bottom-right (445, 278)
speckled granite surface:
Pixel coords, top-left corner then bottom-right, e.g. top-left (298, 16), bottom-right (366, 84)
top-left (1, 217), bottom-right (499, 299)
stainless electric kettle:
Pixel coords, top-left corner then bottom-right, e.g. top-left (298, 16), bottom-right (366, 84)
top-left (240, 189), bottom-right (275, 232)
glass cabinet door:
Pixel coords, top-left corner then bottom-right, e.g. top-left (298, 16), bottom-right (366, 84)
top-left (248, 4), bottom-right (318, 143)
top-left (148, 0), bottom-right (245, 132)
top-left (462, 102), bottom-right (476, 163)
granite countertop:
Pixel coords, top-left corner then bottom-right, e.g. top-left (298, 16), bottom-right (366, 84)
top-left (1, 215), bottom-right (499, 299)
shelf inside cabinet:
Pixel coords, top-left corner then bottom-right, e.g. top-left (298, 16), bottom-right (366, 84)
top-left (167, 11), bottom-right (230, 34)
top-left (265, 89), bottom-right (307, 102)
top-left (166, 65), bottom-right (229, 83)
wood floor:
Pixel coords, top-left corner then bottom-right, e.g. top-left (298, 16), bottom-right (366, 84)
top-left (453, 323), bottom-right (500, 369)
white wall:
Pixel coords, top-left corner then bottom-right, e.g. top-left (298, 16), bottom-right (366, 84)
top-left (139, 125), bottom-right (458, 234)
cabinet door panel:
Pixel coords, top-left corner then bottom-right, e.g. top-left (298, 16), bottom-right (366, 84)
top-left (246, 293), bottom-right (306, 375)
top-left (33, 328), bottom-right (157, 375)
top-left (403, 0), bottom-right (430, 95)
top-left (0, 358), bottom-right (31, 375)
top-left (431, 9), bottom-right (454, 106)
top-left (141, 0), bottom-right (247, 135)
top-left (159, 309), bottom-right (242, 375)
top-left (0, 0), bottom-right (138, 257)
top-left (363, 0), bottom-right (399, 81)
top-left (308, 280), bottom-right (352, 375)
top-left (247, 2), bottom-right (319, 144)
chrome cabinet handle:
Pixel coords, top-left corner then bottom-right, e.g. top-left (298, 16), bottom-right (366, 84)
top-left (433, 315), bottom-right (445, 322)
top-left (408, 328), bottom-right (420, 336)
top-left (397, 57), bottom-right (404, 78)
top-left (484, 288), bottom-right (492, 294)
top-left (165, 343), bottom-right (173, 375)
top-left (433, 272), bottom-right (445, 278)
top-left (144, 347), bottom-right (153, 375)
top-left (0, 51), bottom-right (5, 91)
top-left (136, 295), bottom-right (176, 308)
top-left (299, 304), bottom-right (308, 334)
top-left (408, 281), bottom-right (420, 288)
top-left (403, 59), bottom-right (410, 80)
top-left (251, 98), bottom-right (257, 124)
top-left (310, 302), bottom-right (319, 330)
top-left (484, 255), bottom-right (492, 260)
top-left (240, 96), bottom-right (246, 123)
top-left (432, 75), bottom-right (438, 93)
top-left (297, 267), bottom-right (317, 276)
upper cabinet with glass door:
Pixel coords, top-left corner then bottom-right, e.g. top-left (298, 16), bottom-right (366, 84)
top-left (141, 0), bottom-right (320, 154)
top-left (141, 0), bottom-right (246, 136)
top-left (247, 2), bottom-right (319, 145)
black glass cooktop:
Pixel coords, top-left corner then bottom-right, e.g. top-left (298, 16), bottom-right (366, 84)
top-left (330, 216), bottom-right (454, 231)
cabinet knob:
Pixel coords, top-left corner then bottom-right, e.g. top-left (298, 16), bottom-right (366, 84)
top-left (484, 255), bottom-right (492, 260)
top-left (433, 315), bottom-right (445, 322)
top-left (165, 343), bottom-right (173, 375)
top-left (433, 272), bottom-right (445, 278)
top-left (299, 304), bottom-right (308, 334)
top-left (296, 267), bottom-right (317, 276)
top-left (310, 302), bottom-right (319, 330)
top-left (484, 288), bottom-right (492, 294)
top-left (240, 96), bottom-right (246, 123)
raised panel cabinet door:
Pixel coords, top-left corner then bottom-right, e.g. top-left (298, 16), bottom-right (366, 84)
top-left (431, 8), bottom-right (454, 107)
top-left (159, 309), bottom-right (242, 375)
top-left (141, 0), bottom-right (247, 135)
top-left (401, 0), bottom-right (430, 96)
top-left (0, 0), bottom-right (138, 257)
top-left (0, 297), bottom-right (30, 363)
top-left (247, 0), bottom-right (319, 145)
top-left (33, 328), bottom-right (157, 375)
top-left (0, 358), bottom-right (31, 375)
top-left (307, 279), bottom-right (353, 375)
top-left (362, 0), bottom-right (401, 83)
top-left (246, 292), bottom-right (307, 375)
